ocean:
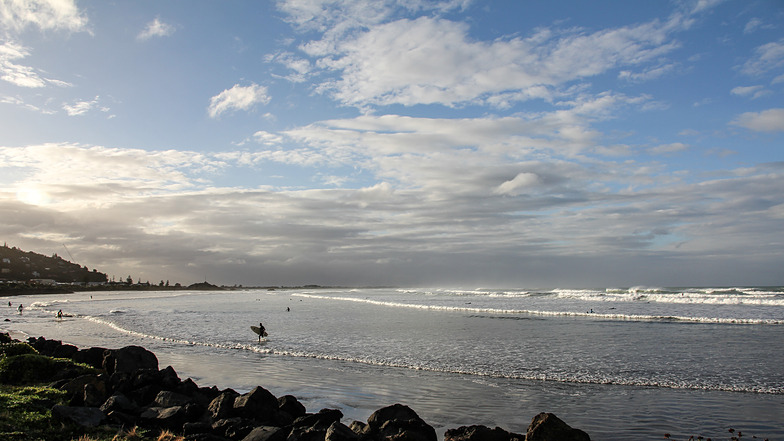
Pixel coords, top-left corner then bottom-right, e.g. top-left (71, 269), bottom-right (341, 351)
top-left (2, 286), bottom-right (783, 440)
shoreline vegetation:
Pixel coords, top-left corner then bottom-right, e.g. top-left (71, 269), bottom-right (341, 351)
top-left (0, 332), bottom-right (591, 441)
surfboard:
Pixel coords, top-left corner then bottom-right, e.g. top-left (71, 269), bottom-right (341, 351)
top-left (250, 326), bottom-right (268, 337)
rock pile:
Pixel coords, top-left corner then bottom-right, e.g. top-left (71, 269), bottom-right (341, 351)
top-left (19, 336), bottom-right (589, 441)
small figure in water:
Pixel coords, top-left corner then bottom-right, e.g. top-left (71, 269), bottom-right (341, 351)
top-left (17, 304), bottom-right (23, 314)
top-left (57, 310), bottom-right (63, 319)
top-left (258, 322), bottom-right (266, 342)
top-left (7, 301), bottom-right (10, 307)
top-left (286, 307), bottom-right (290, 312)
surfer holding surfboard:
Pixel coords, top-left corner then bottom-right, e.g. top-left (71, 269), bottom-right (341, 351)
top-left (251, 322), bottom-right (267, 341)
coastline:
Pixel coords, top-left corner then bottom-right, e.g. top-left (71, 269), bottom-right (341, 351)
top-left (0, 332), bottom-right (589, 441)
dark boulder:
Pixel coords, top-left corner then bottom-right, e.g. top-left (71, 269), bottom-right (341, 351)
top-left (326, 421), bottom-right (361, 441)
top-left (28, 336), bottom-right (63, 356)
top-left (52, 343), bottom-right (79, 359)
top-left (101, 393), bottom-right (139, 414)
top-left (233, 386), bottom-right (279, 422)
top-left (366, 404), bottom-right (436, 441)
top-left (106, 409), bottom-right (138, 428)
top-left (348, 421), bottom-right (370, 438)
top-left (160, 365), bottom-right (181, 389)
top-left (104, 345), bottom-right (158, 374)
top-left (208, 389), bottom-right (239, 421)
top-left (51, 405), bottom-right (105, 427)
top-left (185, 434), bottom-right (233, 441)
top-left (139, 405), bottom-right (187, 431)
top-left (525, 413), bottom-right (590, 441)
top-left (211, 417), bottom-right (245, 438)
top-left (241, 426), bottom-right (288, 441)
top-left (59, 374), bottom-right (107, 407)
top-left (84, 382), bottom-right (106, 407)
top-left (278, 394), bottom-right (307, 419)
top-left (72, 346), bottom-right (108, 369)
top-left (154, 390), bottom-right (194, 407)
top-left (294, 408), bottom-right (344, 430)
top-left (289, 408), bottom-right (345, 441)
top-left (444, 425), bottom-right (523, 441)
top-left (184, 421), bottom-right (213, 436)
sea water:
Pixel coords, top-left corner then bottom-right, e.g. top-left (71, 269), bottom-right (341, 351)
top-left (2, 286), bottom-right (783, 440)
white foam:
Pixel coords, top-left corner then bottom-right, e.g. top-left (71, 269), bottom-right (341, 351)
top-left (291, 293), bottom-right (784, 325)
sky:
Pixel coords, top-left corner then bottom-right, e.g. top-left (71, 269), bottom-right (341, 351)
top-left (1, 0), bottom-right (783, 288)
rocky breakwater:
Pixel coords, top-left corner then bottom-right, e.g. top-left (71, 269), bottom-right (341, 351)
top-left (10, 335), bottom-right (590, 441)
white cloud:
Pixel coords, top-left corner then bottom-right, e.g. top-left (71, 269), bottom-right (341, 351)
top-left (62, 95), bottom-right (110, 116)
top-left (300, 13), bottom-right (682, 108)
top-left (266, 51), bottom-right (312, 82)
top-left (493, 172), bottom-right (540, 196)
top-left (0, 40), bottom-right (71, 88)
top-left (731, 108), bottom-right (784, 133)
top-left (0, 0), bottom-right (88, 33)
top-left (730, 85), bottom-right (770, 100)
top-left (207, 83), bottom-right (271, 118)
top-left (740, 38), bottom-right (784, 76)
top-left (648, 142), bottom-right (689, 155)
top-left (2, 141), bottom-right (783, 286)
top-left (137, 18), bottom-right (175, 41)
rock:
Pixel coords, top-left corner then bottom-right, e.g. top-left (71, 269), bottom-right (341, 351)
top-left (160, 365), bottom-right (181, 389)
top-left (72, 347), bottom-right (108, 369)
top-left (104, 345), bottom-right (158, 374)
top-left (348, 421), bottom-right (370, 437)
top-left (139, 405), bottom-right (187, 431)
top-left (367, 404), bottom-right (436, 441)
top-left (278, 394), bottom-right (307, 418)
top-left (28, 337), bottom-right (63, 356)
top-left (184, 421), bottom-right (212, 435)
top-left (52, 343), bottom-right (79, 359)
top-left (525, 413), bottom-right (590, 441)
top-left (326, 421), bottom-right (360, 441)
top-left (241, 426), bottom-right (288, 441)
top-left (106, 409), bottom-right (138, 428)
top-left (233, 386), bottom-right (279, 422)
top-left (211, 417), bottom-right (244, 438)
top-left (444, 425), bottom-right (522, 441)
top-left (84, 382), bottom-right (105, 407)
top-left (288, 409), bottom-right (345, 441)
top-left (178, 377), bottom-right (202, 399)
top-left (185, 434), bottom-right (232, 441)
top-left (293, 408), bottom-right (344, 430)
top-left (208, 390), bottom-right (239, 421)
top-left (59, 374), bottom-right (106, 406)
top-left (101, 393), bottom-right (138, 414)
top-left (51, 405), bottom-right (105, 427)
top-left (154, 390), bottom-right (194, 407)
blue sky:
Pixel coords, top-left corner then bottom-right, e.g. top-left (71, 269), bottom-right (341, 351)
top-left (1, 0), bottom-right (783, 287)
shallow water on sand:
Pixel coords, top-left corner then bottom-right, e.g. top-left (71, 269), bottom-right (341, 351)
top-left (3, 287), bottom-right (783, 440)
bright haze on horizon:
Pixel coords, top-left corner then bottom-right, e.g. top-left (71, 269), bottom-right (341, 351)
top-left (1, 0), bottom-right (783, 288)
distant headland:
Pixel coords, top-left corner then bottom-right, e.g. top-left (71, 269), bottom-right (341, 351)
top-left (0, 243), bottom-right (336, 296)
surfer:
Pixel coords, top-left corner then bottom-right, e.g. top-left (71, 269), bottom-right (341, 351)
top-left (258, 322), bottom-right (266, 342)
top-left (17, 304), bottom-right (23, 314)
top-left (57, 310), bottom-right (63, 319)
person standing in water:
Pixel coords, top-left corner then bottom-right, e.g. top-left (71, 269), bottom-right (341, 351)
top-left (258, 322), bottom-right (266, 342)
top-left (17, 304), bottom-right (23, 314)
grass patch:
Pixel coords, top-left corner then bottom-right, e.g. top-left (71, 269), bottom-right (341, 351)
top-left (0, 384), bottom-right (180, 441)
top-left (0, 353), bottom-right (97, 385)
top-left (0, 342), bottom-right (38, 357)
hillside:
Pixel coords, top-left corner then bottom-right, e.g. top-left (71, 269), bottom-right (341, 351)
top-left (0, 244), bottom-right (108, 284)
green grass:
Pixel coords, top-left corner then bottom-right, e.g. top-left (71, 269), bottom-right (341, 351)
top-left (0, 384), bottom-right (179, 441)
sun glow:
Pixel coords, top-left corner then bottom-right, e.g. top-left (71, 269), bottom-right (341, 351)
top-left (16, 187), bottom-right (51, 206)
